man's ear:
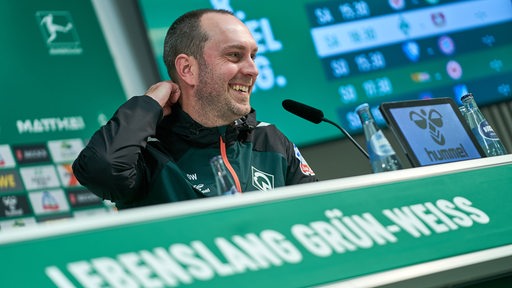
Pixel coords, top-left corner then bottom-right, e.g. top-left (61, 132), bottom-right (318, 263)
top-left (175, 54), bottom-right (198, 86)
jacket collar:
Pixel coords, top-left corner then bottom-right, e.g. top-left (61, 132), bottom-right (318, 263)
top-left (156, 104), bottom-right (257, 146)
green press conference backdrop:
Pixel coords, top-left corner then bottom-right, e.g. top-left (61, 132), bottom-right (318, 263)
top-left (1, 159), bottom-right (511, 287)
top-left (138, 0), bottom-right (512, 146)
top-left (0, 0), bottom-right (125, 230)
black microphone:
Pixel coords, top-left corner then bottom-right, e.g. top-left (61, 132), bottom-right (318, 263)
top-left (282, 99), bottom-right (369, 159)
top-left (282, 99), bottom-right (324, 124)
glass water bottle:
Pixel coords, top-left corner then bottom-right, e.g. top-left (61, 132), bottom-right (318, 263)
top-left (210, 155), bottom-right (238, 196)
top-left (355, 103), bottom-right (402, 173)
top-left (460, 93), bottom-right (507, 157)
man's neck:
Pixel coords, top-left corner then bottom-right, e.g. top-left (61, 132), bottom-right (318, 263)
top-left (181, 99), bottom-right (234, 128)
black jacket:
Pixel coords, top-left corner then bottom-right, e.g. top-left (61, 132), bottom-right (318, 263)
top-left (72, 96), bottom-right (317, 209)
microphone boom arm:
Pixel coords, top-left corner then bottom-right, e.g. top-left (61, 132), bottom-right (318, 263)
top-left (282, 99), bottom-right (369, 159)
top-left (322, 118), bottom-right (370, 159)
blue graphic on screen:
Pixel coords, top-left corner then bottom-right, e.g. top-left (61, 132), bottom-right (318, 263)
top-left (389, 103), bottom-right (482, 166)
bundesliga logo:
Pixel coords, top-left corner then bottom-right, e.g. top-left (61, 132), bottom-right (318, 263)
top-left (35, 11), bottom-right (83, 55)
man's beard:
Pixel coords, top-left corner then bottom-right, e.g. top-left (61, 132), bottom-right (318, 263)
top-left (195, 61), bottom-right (250, 121)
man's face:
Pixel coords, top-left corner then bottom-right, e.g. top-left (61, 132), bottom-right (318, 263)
top-left (195, 13), bottom-right (259, 123)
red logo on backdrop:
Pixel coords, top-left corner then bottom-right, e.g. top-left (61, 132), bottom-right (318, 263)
top-left (389, 0), bottom-right (405, 10)
top-left (16, 150), bottom-right (23, 162)
top-left (67, 189), bottom-right (102, 208)
top-left (431, 12), bottom-right (446, 27)
top-left (61, 164), bottom-right (79, 186)
top-left (12, 144), bottom-right (50, 164)
top-left (69, 192), bottom-right (77, 205)
top-left (41, 191), bottom-right (60, 211)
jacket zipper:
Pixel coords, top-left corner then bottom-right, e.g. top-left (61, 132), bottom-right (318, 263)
top-left (219, 136), bottom-right (242, 193)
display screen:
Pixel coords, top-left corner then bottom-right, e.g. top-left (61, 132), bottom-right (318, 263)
top-left (138, 0), bottom-right (512, 146)
top-left (380, 99), bottom-right (484, 166)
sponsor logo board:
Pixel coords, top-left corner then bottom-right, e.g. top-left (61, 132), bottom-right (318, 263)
top-left (67, 188), bottom-right (102, 208)
top-left (20, 165), bottom-right (61, 191)
top-left (0, 194), bottom-right (32, 218)
top-left (13, 144), bottom-right (51, 165)
top-left (29, 189), bottom-right (70, 215)
top-left (0, 170), bottom-right (24, 193)
top-left (48, 139), bottom-right (84, 163)
top-left (57, 164), bottom-right (80, 187)
top-left (0, 145), bottom-right (16, 169)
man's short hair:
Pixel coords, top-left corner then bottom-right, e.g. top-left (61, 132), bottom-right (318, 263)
top-left (163, 9), bottom-right (234, 81)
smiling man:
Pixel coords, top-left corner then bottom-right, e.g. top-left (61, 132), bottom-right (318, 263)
top-left (72, 9), bottom-right (317, 209)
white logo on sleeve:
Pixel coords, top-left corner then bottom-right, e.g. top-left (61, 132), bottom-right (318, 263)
top-left (294, 144), bottom-right (315, 176)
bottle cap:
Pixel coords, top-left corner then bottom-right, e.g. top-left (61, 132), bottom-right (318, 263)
top-left (460, 92), bottom-right (473, 102)
top-left (355, 103), bottom-right (369, 113)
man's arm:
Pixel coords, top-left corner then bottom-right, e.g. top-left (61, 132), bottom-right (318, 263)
top-left (72, 81), bottom-right (181, 202)
top-left (282, 132), bottom-right (318, 185)
top-left (72, 96), bottom-right (163, 202)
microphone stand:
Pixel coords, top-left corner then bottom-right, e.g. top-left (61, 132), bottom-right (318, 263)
top-left (322, 118), bottom-right (370, 159)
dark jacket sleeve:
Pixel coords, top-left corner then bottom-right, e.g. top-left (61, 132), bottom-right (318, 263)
top-left (72, 96), bottom-right (163, 202)
top-left (282, 131), bottom-right (319, 185)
